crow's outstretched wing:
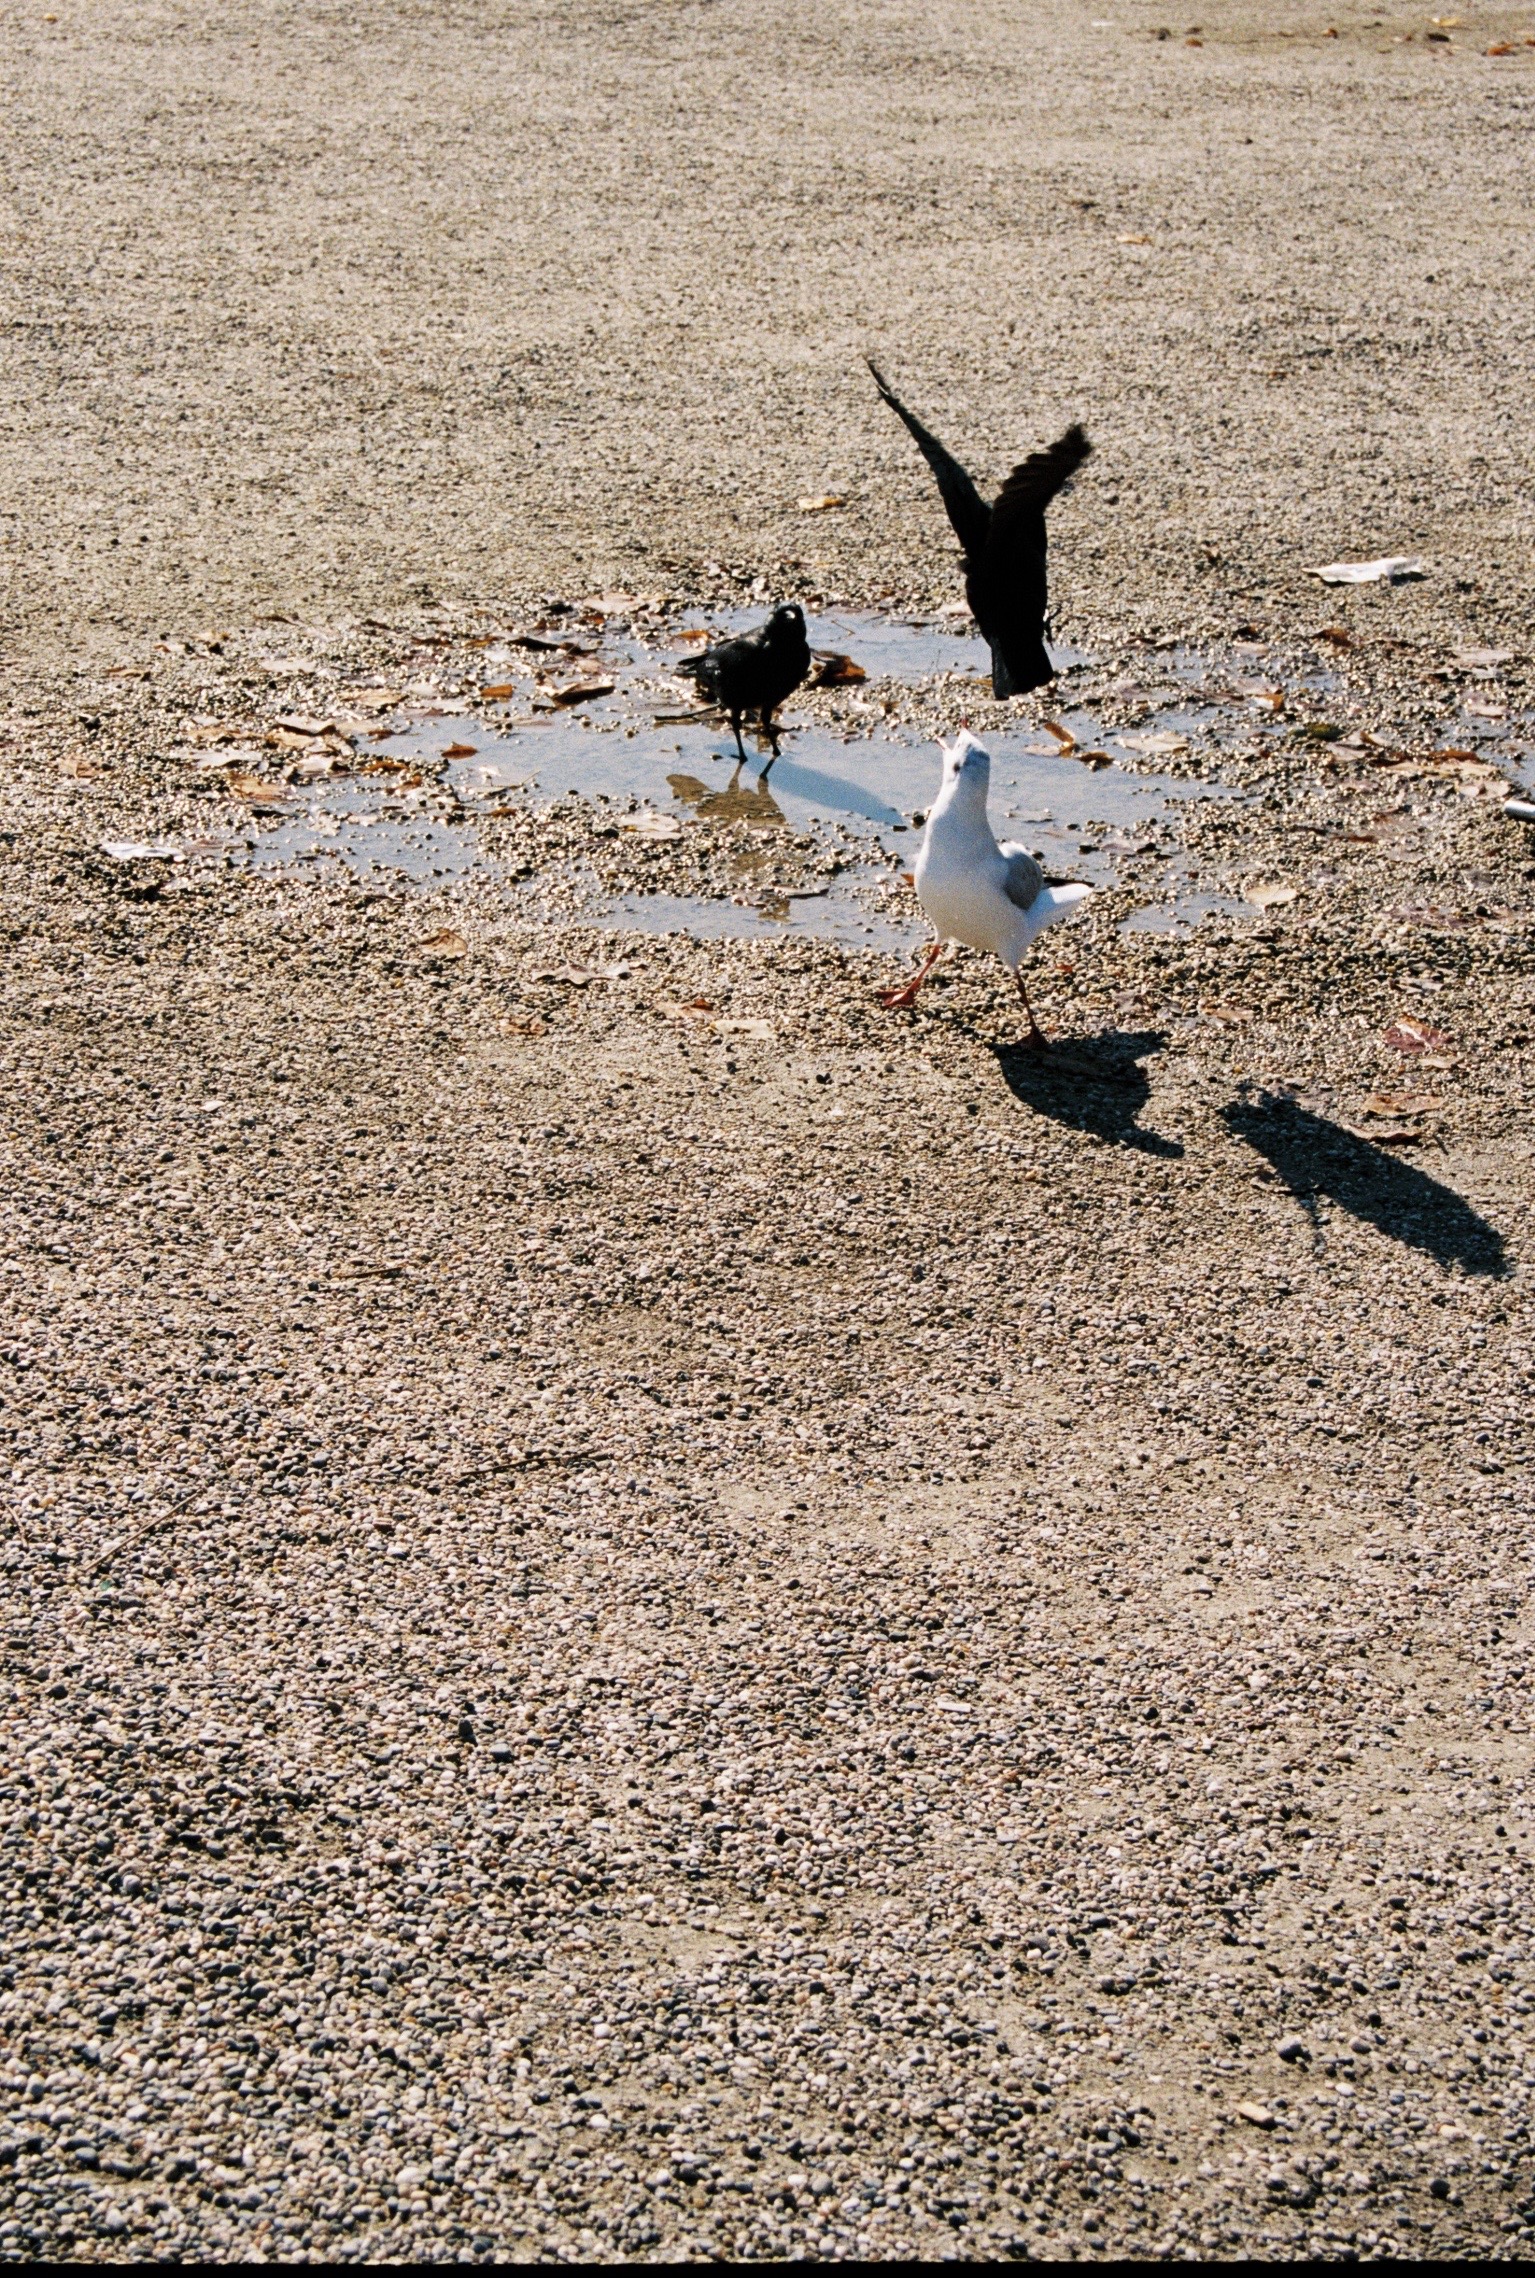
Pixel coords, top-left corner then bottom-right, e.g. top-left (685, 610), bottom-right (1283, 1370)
top-left (988, 424), bottom-right (1092, 547)
top-left (866, 359), bottom-right (991, 559)
top-left (980, 424), bottom-right (1092, 695)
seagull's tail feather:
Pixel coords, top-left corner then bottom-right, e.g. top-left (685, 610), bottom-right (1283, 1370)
top-left (1021, 882), bottom-right (1093, 946)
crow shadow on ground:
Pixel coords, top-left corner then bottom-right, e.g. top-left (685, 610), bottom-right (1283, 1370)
top-left (993, 1029), bottom-right (1182, 1155)
top-left (1223, 1090), bottom-right (1506, 1277)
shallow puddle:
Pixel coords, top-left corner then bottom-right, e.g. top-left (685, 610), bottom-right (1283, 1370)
top-left (240, 611), bottom-right (1247, 945)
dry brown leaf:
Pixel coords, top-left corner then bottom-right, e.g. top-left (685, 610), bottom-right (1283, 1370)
top-left (1364, 1092), bottom-right (1439, 1115)
top-left (1384, 1016), bottom-right (1452, 1056)
top-left (1317, 626), bottom-right (1353, 648)
top-left (1040, 719), bottom-right (1077, 753)
top-left (548, 679), bottom-right (616, 707)
top-left (1075, 749), bottom-right (1114, 770)
top-left (421, 929), bottom-right (468, 957)
top-left (811, 652), bottom-right (867, 688)
top-left (1117, 232), bottom-right (1153, 245)
top-left (797, 493), bottom-right (847, 513)
top-left (501, 1015), bottom-right (548, 1037)
top-left (225, 771), bottom-right (290, 805)
top-left (1246, 882), bottom-right (1297, 910)
top-left (481, 684), bottom-right (518, 701)
top-left (59, 754), bottom-right (102, 780)
top-left (441, 741), bottom-right (478, 758)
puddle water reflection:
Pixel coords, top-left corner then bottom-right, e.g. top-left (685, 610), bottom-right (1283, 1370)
top-left (239, 612), bottom-right (1262, 941)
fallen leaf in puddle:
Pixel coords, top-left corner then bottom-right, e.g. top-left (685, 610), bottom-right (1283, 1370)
top-left (713, 1017), bottom-right (774, 1041)
top-left (620, 811), bottom-right (681, 840)
top-left (548, 679), bottom-right (616, 707)
top-left (797, 494), bottom-right (846, 513)
top-left (480, 684), bottom-right (518, 701)
top-left (1040, 719), bottom-right (1077, 752)
top-left (59, 754), bottom-right (102, 779)
top-left (1308, 556), bottom-right (1425, 586)
top-left (810, 652), bottom-right (867, 687)
top-left (1119, 730), bottom-right (1190, 756)
top-left (225, 771), bottom-right (291, 805)
top-left (501, 1016), bottom-right (548, 1037)
top-left (1383, 1016), bottom-right (1452, 1055)
top-left (359, 755), bottom-right (420, 779)
top-left (1246, 882), bottom-right (1296, 910)
top-left (101, 838), bottom-right (179, 860)
top-left (441, 741), bottom-right (478, 758)
top-left (421, 929), bottom-right (468, 957)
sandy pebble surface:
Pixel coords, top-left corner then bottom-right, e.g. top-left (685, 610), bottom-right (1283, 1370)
top-left (4, 1), bottom-right (1535, 2266)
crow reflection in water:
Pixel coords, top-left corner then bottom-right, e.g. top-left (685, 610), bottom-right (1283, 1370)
top-left (1223, 1090), bottom-right (1505, 1277)
top-left (666, 762), bottom-right (784, 830)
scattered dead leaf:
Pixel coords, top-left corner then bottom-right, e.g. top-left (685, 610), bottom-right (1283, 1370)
top-left (1365, 1092), bottom-right (1439, 1115)
top-left (810, 652), bottom-right (867, 688)
top-left (421, 929), bottom-right (468, 957)
top-left (797, 494), bottom-right (847, 513)
top-left (1040, 719), bottom-right (1077, 753)
top-left (1117, 232), bottom-right (1153, 245)
top-left (620, 810), bottom-right (681, 840)
top-left (59, 754), bottom-right (103, 780)
top-left (1383, 1016), bottom-right (1452, 1056)
top-left (481, 684), bottom-right (518, 701)
top-left (548, 679), bottom-right (616, 707)
top-left (225, 771), bottom-right (290, 806)
top-left (1119, 730), bottom-right (1190, 756)
top-left (1246, 882), bottom-right (1297, 911)
top-left (441, 741), bottom-right (478, 759)
top-left (501, 1015), bottom-right (548, 1037)
top-left (712, 1017), bottom-right (774, 1041)
top-left (1316, 626), bottom-right (1353, 648)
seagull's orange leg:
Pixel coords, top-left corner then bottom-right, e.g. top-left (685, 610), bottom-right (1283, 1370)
top-left (1015, 967), bottom-right (1049, 1051)
top-left (879, 939), bottom-right (945, 1011)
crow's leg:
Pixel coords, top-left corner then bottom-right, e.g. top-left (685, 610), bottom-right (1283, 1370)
top-left (1014, 967), bottom-right (1049, 1051)
top-left (879, 938), bottom-right (945, 1011)
top-left (726, 709), bottom-right (748, 762)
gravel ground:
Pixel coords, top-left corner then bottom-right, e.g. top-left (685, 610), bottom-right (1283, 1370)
top-left (5, 0), bottom-right (1535, 2267)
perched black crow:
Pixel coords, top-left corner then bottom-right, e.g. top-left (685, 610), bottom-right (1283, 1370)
top-left (675, 603), bottom-right (811, 765)
top-left (866, 360), bottom-right (1091, 698)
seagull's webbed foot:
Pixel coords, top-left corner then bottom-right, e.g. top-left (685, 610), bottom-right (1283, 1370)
top-left (879, 940), bottom-right (945, 1011)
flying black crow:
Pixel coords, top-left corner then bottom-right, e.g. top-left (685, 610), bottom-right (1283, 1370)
top-left (866, 360), bottom-right (1091, 698)
top-left (675, 603), bottom-right (811, 765)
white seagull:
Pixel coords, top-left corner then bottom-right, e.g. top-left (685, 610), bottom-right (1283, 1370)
top-left (880, 728), bottom-right (1093, 1047)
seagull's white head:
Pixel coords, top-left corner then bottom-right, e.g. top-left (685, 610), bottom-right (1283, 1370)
top-left (939, 727), bottom-right (990, 793)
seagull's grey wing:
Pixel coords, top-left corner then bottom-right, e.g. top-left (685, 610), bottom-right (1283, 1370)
top-left (866, 358), bottom-right (992, 560)
top-left (997, 842), bottom-right (1044, 912)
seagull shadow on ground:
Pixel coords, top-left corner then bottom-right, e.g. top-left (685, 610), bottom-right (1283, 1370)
top-left (1223, 1090), bottom-right (1506, 1277)
top-left (993, 1028), bottom-right (1183, 1156)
